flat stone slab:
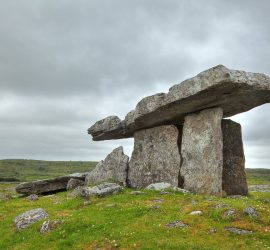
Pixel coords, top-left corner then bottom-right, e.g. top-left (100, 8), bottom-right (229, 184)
top-left (222, 119), bottom-right (248, 195)
top-left (128, 125), bottom-right (181, 188)
top-left (14, 208), bottom-right (48, 230)
top-left (180, 108), bottom-right (223, 195)
top-left (15, 173), bottom-right (87, 195)
top-left (89, 65), bottom-right (270, 140)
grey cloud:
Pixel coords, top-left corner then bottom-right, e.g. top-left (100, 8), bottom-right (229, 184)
top-left (0, 0), bottom-right (269, 168)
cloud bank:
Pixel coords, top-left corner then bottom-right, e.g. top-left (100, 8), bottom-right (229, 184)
top-left (0, 0), bottom-right (269, 168)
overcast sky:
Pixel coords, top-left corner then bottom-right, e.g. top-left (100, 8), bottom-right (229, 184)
top-left (0, 0), bottom-right (269, 168)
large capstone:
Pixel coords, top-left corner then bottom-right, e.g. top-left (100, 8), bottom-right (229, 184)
top-left (222, 119), bottom-right (248, 195)
top-left (128, 125), bottom-right (181, 188)
top-left (89, 65), bottom-right (270, 141)
top-left (85, 146), bottom-right (129, 186)
top-left (180, 108), bottom-right (223, 195)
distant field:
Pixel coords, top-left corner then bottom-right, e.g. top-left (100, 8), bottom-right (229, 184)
top-left (0, 159), bottom-right (269, 184)
top-left (246, 168), bottom-right (270, 185)
top-left (0, 159), bottom-right (97, 182)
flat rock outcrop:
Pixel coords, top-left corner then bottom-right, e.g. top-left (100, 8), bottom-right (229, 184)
top-left (180, 108), bottom-right (223, 195)
top-left (85, 146), bottom-right (129, 186)
top-left (14, 208), bottom-right (48, 230)
top-left (222, 119), bottom-right (248, 195)
top-left (88, 65), bottom-right (270, 141)
top-left (128, 125), bottom-right (181, 188)
top-left (80, 183), bottom-right (122, 197)
top-left (15, 173), bottom-right (86, 195)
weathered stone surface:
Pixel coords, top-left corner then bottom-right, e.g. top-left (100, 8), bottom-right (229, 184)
top-left (89, 65), bottom-right (270, 141)
top-left (27, 194), bottom-right (39, 201)
top-left (66, 178), bottom-right (85, 190)
top-left (14, 208), bottom-right (48, 230)
top-left (180, 108), bottom-right (223, 195)
top-left (128, 125), bottom-right (181, 188)
top-left (222, 119), bottom-right (248, 195)
top-left (15, 174), bottom-right (86, 195)
top-left (80, 183), bottom-right (122, 197)
top-left (86, 146), bottom-right (129, 186)
top-left (189, 211), bottom-right (203, 215)
top-left (165, 221), bottom-right (188, 228)
top-left (225, 227), bottom-right (252, 235)
top-left (243, 206), bottom-right (258, 218)
top-left (40, 220), bottom-right (62, 233)
top-left (145, 182), bottom-right (172, 191)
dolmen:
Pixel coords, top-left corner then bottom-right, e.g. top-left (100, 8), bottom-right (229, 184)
top-left (88, 65), bottom-right (270, 196)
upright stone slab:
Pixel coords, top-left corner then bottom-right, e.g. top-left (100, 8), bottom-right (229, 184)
top-left (86, 146), bottom-right (129, 186)
top-left (128, 125), bottom-right (181, 188)
top-left (222, 119), bottom-right (248, 195)
top-left (180, 108), bottom-right (223, 195)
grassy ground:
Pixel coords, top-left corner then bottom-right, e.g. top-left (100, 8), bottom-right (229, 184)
top-left (0, 159), bottom-right (97, 182)
top-left (0, 166), bottom-right (270, 249)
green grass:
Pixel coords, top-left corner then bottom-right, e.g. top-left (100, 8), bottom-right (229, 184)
top-left (0, 165), bottom-right (270, 249)
top-left (246, 169), bottom-right (270, 185)
top-left (0, 159), bottom-right (97, 182)
top-left (1, 185), bottom-right (270, 250)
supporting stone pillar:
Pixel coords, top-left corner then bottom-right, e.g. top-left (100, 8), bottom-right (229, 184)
top-left (222, 119), bottom-right (248, 195)
top-left (128, 125), bottom-right (181, 188)
top-left (180, 108), bottom-right (223, 195)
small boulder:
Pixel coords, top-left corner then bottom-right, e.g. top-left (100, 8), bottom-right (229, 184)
top-left (215, 203), bottom-right (228, 209)
top-left (67, 178), bottom-right (85, 190)
top-left (165, 221), bottom-right (188, 228)
top-left (173, 187), bottom-right (190, 194)
top-left (27, 194), bottom-right (39, 201)
top-left (224, 209), bottom-right (236, 217)
top-left (14, 208), bottom-right (48, 230)
top-left (225, 227), bottom-right (252, 235)
top-left (130, 191), bottom-right (144, 195)
top-left (189, 211), bottom-right (203, 215)
top-left (81, 183), bottom-right (122, 198)
top-left (40, 220), bottom-right (62, 233)
top-left (243, 206), bottom-right (258, 218)
top-left (145, 182), bottom-right (172, 191)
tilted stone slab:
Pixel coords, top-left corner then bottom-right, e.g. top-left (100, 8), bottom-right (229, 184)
top-left (180, 108), bottom-right (223, 195)
top-left (88, 65), bottom-right (270, 140)
top-left (15, 173), bottom-right (87, 195)
top-left (128, 125), bottom-right (181, 188)
top-left (85, 146), bottom-right (129, 186)
top-left (222, 119), bottom-right (248, 195)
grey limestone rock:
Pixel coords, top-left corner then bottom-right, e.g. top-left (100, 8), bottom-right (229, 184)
top-left (225, 227), bottom-right (252, 235)
top-left (66, 178), bottom-right (85, 190)
top-left (222, 119), bottom-right (248, 195)
top-left (14, 208), bottom-right (48, 230)
top-left (86, 146), bottom-right (129, 186)
top-left (128, 125), bottom-right (181, 188)
top-left (15, 174), bottom-right (85, 195)
top-left (89, 65), bottom-right (270, 141)
top-left (145, 182), bottom-right (172, 191)
top-left (243, 206), bottom-right (258, 218)
top-left (80, 183), bottom-right (122, 197)
top-left (27, 194), bottom-right (39, 201)
top-left (180, 108), bottom-right (223, 195)
top-left (40, 220), bottom-right (62, 233)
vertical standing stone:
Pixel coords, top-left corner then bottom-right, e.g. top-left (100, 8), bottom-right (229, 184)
top-left (222, 119), bottom-right (248, 195)
top-left (180, 108), bottom-right (223, 195)
top-left (128, 125), bottom-right (181, 188)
